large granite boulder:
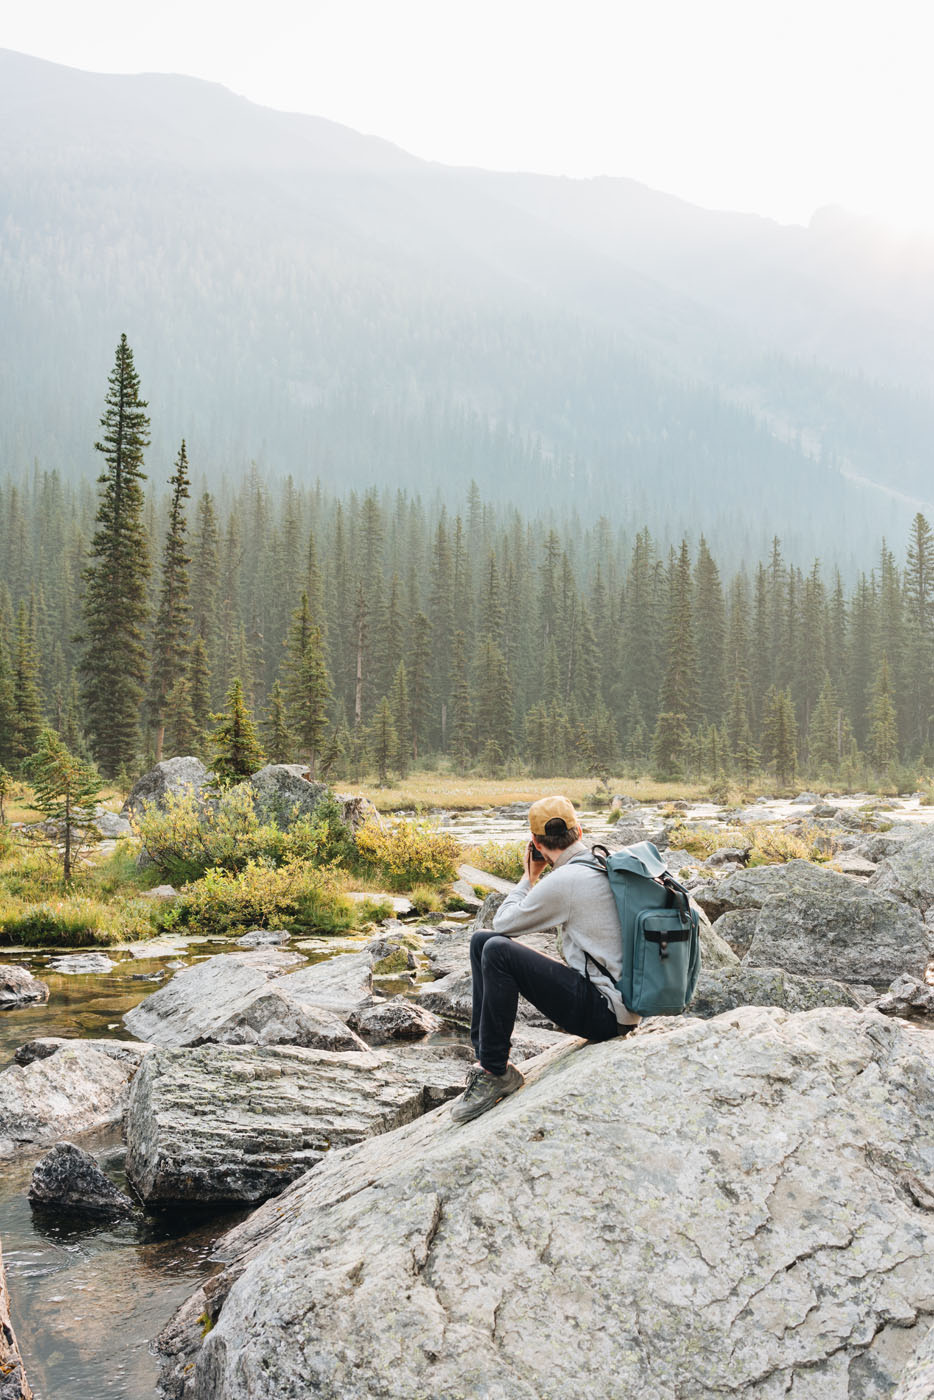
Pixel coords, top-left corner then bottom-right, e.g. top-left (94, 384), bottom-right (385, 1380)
top-left (690, 965), bottom-right (864, 1018)
top-left (0, 1043), bottom-right (136, 1156)
top-left (156, 1008), bottom-right (934, 1400)
top-left (695, 860), bottom-right (932, 984)
top-left (238, 764), bottom-right (330, 828)
top-left (123, 949), bottom-right (305, 1046)
top-left (125, 1043), bottom-right (467, 1203)
top-left (121, 757), bottom-right (212, 819)
top-left (0, 1241), bottom-right (33, 1399)
top-left (29, 1141), bottom-right (135, 1216)
top-left (870, 825), bottom-right (934, 916)
top-left (0, 965), bottom-right (49, 1010)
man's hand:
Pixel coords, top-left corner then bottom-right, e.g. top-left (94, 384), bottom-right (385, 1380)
top-left (524, 840), bottom-right (546, 885)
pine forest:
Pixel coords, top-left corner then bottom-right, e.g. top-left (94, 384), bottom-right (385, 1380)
top-left (1, 337), bottom-right (933, 796)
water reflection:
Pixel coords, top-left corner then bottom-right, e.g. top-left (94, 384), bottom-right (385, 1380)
top-left (1, 1127), bottom-right (246, 1400)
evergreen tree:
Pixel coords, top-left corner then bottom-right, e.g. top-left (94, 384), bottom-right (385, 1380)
top-left (866, 654), bottom-right (899, 772)
top-left (283, 593), bottom-right (331, 775)
top-left (0, 624), bottom-right (13, 768)
top-left (209, 677), bottom-right (265, 784)
top-left (449, 630), bottom-right (474, 770)
top-left (726, 679), bottom-right (759, 779)
top-left (409, 613), bottom-right (434, 762)
top-left (389, 663), bottom-right (411, 778)
top-left (650, 711), bottom-right (691, 779)
top-left (189, 638), bottom-right (212, 737)
top-left (163, 676), bottom-right (199, 758)
top-left (79, 335), bottom-right (151, 776)
top-left (659, 540), bottom-right (698, 726)
top-left (263, 680), bottom-right (294, 764)
top-left (694, 537), bottom-right (727, 727)
top-left (903, 513), bottom-right (934, 756)
top-left (474, 637), bottom-right (513, 765)
top-left (761, 687), bottom-right (798, 784)
top-left (23, 728), bottom-right (101, 882)
top-left (808, 672), bottom-right (850, 774)
top-left (149, 441), bottom-right (192, 761)
top-left (370, 697), bottom-right (397, 785)
top-left (10, 601), bottom-right (43, 767)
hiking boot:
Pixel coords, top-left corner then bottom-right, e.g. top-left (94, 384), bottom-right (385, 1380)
top-left (450, 1062), bottom-right (524, 1124)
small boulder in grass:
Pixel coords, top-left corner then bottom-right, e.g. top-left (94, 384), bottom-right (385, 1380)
top-left (29, 1141), bottom-right (136, 1217)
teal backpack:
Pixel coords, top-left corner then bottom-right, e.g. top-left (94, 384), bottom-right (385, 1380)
top-left (572, 841), bottom-right (701, 1016)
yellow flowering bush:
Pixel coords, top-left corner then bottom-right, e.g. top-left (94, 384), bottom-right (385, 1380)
top-left (355, 818), bottom-right (460, 891)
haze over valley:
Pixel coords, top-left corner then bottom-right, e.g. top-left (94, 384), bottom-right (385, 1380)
top-left (3, 48), bottom-right (934, 564)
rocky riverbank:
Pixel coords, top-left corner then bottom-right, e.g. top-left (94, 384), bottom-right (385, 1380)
top-left (0, 783), bottom-right (933, 1396)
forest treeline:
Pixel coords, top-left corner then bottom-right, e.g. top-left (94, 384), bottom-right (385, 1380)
top-left (0, 339), bottom-right (931, 793)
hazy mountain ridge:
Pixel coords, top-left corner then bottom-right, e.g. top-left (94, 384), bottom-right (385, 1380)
top-left (1, 48), bottom-right (930, 559)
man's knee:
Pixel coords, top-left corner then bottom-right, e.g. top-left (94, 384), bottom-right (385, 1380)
top-left (479, 934), bottom-right (513, 971)
top-left (470, 927), bottom-right (500, 958)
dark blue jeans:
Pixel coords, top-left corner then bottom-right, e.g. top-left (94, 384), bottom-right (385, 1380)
top-left (469, 928), bottom-right (621, 1076)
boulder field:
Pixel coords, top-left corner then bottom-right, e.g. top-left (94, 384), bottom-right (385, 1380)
top-left (156, 1006), bottom-right (934, 1400)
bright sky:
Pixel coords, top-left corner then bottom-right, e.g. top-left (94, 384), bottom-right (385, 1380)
top-left (5, 0), bottom-right (934, 231)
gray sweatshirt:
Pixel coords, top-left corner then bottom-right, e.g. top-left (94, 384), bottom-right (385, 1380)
top-left (491, 840), bottom-right (640, 1026)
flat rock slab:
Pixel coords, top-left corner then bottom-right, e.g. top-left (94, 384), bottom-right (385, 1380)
top-left (457, 862), bottom-right (514, 894)
top-left (49, 953), bottom-right (116, 975)
top-left (125, 1043), bottom-right (466, 1203)
top-left (0, 964), bottom-right (49, 1009)
top-left (123, 949), bottom-right (306, 1046)
top-left (235, 929), bottom-right (290, 947)
top-left (29, 1140), bottom-right (135, 1216)
top-left (0, 1043), bottom-right (136, 1156)
top-left (270, 954), bottom-right (374, 1015)
top-left (156, 1008), bottom-right (934, 1400)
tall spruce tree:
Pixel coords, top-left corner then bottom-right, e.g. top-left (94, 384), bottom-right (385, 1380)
top-left (866, 654), bottom-right (899, 772)
top-left (79, 335), bottom-right (151, 777)
top-left (283, 592), bottom-right (331, 776)
top-left (209, 677), bottom-right (265, 784)
top-left (10, 601), bottom-right (43, 767)
top-left (149, 441), bottom-right (192, 761)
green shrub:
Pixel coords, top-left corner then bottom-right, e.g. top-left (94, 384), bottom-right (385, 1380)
top-left (354, 818), bottom-right (460, 891)
top-left (0, 849), bottom-right (64, 902)
top-left (0, 893), bottom-right (153, 946)
top-left (135, 789), bottom-right (353, 882)
top-left (176, 859), bottom-right (357, 936)
top-left (464, 839), bottom-right (525, 883)
top-left (409, 883), bottom-right (443, 915)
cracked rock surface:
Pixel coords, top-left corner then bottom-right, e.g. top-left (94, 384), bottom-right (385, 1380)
top-left (0, 1042), bottom-right (136, 1156)
top-left (125, 1042), bottom-right (466, 1203)
top-left (156, 1007), bottom-right (934, 1400)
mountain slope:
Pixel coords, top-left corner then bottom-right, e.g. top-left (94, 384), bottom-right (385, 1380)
top-left (0, 49), bottom-right (930, 560)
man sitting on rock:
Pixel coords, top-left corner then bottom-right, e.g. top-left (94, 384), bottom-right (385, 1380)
top-left (452, 795), bottom-right (640, 1123)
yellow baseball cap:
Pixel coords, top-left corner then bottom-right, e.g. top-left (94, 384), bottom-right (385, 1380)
top-left (528, 795), bottom-right (580, 839)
